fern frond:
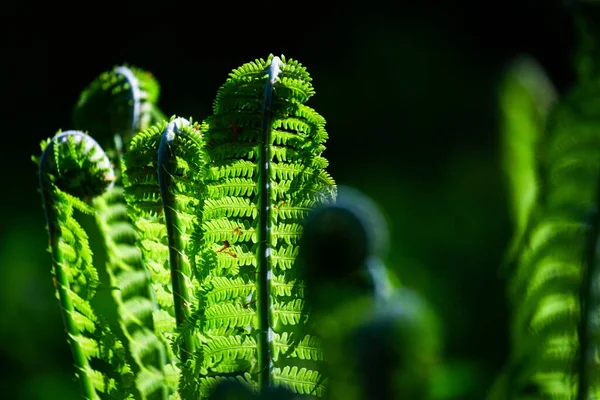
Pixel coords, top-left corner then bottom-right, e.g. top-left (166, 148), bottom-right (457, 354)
top-left (502, 54), bottom-right (600, 397)
top-left (38, 130), bottom-right (135, 399)
top-left (73, 65), bottom-right (165, 152)
top-left (122, 119), bottom-right (181, 382)
top-left (94, 186), bottom-right (171, 399)
top-left (187, 54), bottom-right (335, 398)
top-left (123, 116), bottom-right (207, 398)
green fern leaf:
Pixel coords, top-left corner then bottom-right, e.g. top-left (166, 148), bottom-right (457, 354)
top-left (501, 52), bottom-right (600, 398)
top-left (93, 186), bottom-right (171, 399)
top-left (187, 54), bottom-right (335, 398)
top-left (37, 131), bottom-right (135, 399)
top-left (122, 116), bottom-right (207, 397)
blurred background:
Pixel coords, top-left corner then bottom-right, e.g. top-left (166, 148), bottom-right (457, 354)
top-left (0, 1), bottom-right (582, 398)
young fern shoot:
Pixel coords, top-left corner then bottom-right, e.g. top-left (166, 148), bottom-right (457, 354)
top-left (73, 64), bottom-right (173, 399)
top-left (36, 55), bottom-right (337, 400)
top-left (122, 117), bottom-right (206, 397)
top-left (157, 117), bottom-right (205, 363)
top-left (73, 65), bottom-right (166, 159)
top-left (37, 130), bottom-right (134, 399)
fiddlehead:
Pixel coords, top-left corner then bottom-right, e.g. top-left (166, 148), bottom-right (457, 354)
top-left (73, 65), bottom-right (166, 160)
top-left (298, 187), bottom-right (410, 400)
top-left (37, 130), bottom-right (134, 399)
top-left (189, 54), bottom-right (336, 398)
top-left (72, 64), bottom-right (172, 399)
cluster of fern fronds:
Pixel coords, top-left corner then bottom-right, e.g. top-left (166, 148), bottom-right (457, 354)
top-left (36, 15), bottom-right (600, 397)
top-left (35, 55), bottom-right (442, 400)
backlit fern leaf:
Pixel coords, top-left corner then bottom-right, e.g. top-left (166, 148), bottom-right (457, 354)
top-left (122, 117), bottom-right (207, 398)
top-left (93, 186), bottom-right (171, 399)
top-left (122, 120), bottom-right (181, 379)
top-left (37, 131), bottom-right (135, 399)
top-left (203, 277), bottom-right (255, 304)
top-left (187, 54), bottom-right (335, 398)
top-left (273, 332), bottom-right (322, 362)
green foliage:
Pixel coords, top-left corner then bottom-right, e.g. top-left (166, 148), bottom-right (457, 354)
top-left (44, 47), bottom-right (596, 399)
top-left (185, 54), bottom-right (335, 398)
top-left (29, 7), bottom-right (600, 400)
top-left (73, 65), bottom-right (165, 152)
top-left (37, 131), bottom-right (136, 399)
top-left (499, 55), bottom-right (557, 263)
top-left (492, 11), bottom-right (600, 399)
top-left (35, 56), bottom-right (374, 400)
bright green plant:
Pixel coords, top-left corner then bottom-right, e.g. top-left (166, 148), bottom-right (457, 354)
top-left (37, 55), bottom-right (426, 400)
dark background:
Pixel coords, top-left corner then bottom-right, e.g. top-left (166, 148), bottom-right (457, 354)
top-left (0, 2), bottom-right (581, 398)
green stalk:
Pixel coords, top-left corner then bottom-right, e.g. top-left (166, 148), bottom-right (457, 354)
top-left (256, 56), bottom-right (281, 393)
top-left (157, 118), bottom-right (195, 361)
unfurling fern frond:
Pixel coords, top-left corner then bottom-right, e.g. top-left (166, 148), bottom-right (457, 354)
top-left (37, 55), bottom-right (338, 400)
top-left (71, 64), bottom-right (173, 399)
top-left (499, 51), bottom-right (600, 399)
top-left (37, 130), bottom-right (134, 399)
top-left (73, 65), bottom-right (166, 156)
top-left (122, 116), bottom-right (206, 396)
top-left (185, 54), bottom-right (335, 399)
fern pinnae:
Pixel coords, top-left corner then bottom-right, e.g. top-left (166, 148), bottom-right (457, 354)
top-left (123, 121), bottom-right (182, 388)
top-left (93, 186), bottom-right (170, 400)
top-left (500, 62), bottom-right (600, 397)
top-left (157, 117), bottom-right (199, 363)
top-left (123, 116), bottom-right (207, 398)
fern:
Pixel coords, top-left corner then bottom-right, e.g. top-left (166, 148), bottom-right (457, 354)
top-left (37, 131), bottom-right (135, 399)
top-left (296, 187), bottom-right (437, 400)
top-left (74, 64), bottom-right (176, 399)
top-left (169, 54), bottom-right (336, 398)
top-left (496, 17), bottom-right (600, 395)
top-left (37, 55), bottom-right (341, 399)
top-left (93, 187), bottom-right (171, 399)
top-left (73, 65), bottom-right (166, 156)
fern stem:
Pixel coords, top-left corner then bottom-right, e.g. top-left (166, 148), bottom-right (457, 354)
top-left (256, 56), bottom-right (281, 393)
top-left (44, 224), bottom-right (97, 399)
top-left (158, 118), bottom-right (195, 362)
top-left (578, 191), bottom-right (600, 399)
top-left (39, 133), bottom-right (105, 400)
